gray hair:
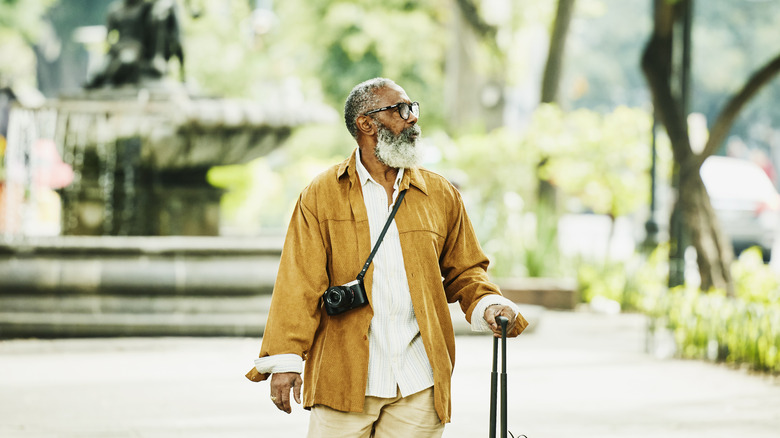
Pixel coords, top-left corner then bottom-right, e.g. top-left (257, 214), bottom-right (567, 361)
top-left (344, 77), bottom-right (396, 139)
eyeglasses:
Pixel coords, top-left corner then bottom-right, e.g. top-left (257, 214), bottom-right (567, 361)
top-left (364, 102), bottom-right (420, 120)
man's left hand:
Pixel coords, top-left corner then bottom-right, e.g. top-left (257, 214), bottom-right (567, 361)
top-left (484, 305), bottom-right (516, 337)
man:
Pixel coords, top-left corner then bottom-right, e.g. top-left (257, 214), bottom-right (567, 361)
top-left (246, 78), bottom-right (528, 437)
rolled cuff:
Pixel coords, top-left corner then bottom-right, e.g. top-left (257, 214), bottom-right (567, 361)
top-left (470, 295), bottom-right (520, 333)
top-left (254, 354), bottom-right (303, 374)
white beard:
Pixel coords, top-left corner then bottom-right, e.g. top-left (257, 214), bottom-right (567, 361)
top-left (374, 123), bottom-right (422, 169)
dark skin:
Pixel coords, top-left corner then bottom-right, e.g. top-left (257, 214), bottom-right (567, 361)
top-left (269, 83), bottom-right (517, 414)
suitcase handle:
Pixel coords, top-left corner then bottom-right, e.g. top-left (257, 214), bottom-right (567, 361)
top-left (489, 316), bottom-right (527, 438)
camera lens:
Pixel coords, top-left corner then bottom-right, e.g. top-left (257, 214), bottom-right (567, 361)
top-left (325, 286), bottom-right (353, 308)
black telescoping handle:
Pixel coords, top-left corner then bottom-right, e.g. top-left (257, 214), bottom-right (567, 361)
top-left (490, 334), bottom-right (499, 438)
top-left (490, 316), bottom-right (510, 438)
top-left (498, 316), bottom-right (509, 438)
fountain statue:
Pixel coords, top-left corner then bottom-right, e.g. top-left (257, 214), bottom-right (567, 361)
top-left (86, 0), bottom-right (185, 89)
top-left (0, 1), bottom-right (334, 337)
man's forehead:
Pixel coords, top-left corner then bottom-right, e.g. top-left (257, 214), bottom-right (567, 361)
top-left (376, 84), bottom-right (410, 103)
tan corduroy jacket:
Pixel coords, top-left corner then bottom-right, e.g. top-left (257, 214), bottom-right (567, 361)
top-left (246, 149), bottom-right (528, 423)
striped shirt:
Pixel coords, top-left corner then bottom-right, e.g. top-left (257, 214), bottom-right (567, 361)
top-left (354, 148), bottom-right (434, 397)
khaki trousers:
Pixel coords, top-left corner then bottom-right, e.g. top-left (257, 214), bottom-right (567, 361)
top-left (307, 387), bottom-right (444, 438)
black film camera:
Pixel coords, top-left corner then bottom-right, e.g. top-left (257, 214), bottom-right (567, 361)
top-left (322, 279), bottom-right (369, 316)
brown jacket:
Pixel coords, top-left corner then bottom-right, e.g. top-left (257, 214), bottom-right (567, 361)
top-left (246, 149), bottom-right (528, 423)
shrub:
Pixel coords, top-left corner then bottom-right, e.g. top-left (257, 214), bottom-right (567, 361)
top-left (580, 245), bottom-right (780, 374)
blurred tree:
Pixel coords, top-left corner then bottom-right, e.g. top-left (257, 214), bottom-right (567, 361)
top-left (641, 0), bottom-right (780, 294)
top-left (0, 0), bottom-right (56, 89)
top-left (441, 127), bottom-right (543, 277)
top-left (563, 0), bottom-right (780, 147)
top-left (540, 0), bottom-right (575, 104)
top-left (184, 0), bottom-right (449, 127)
top-left (562, 0), bottom-right (652, 111)
top-left (536, 105), bottom-right (652, 261)
top-left (454, 0), bottom-right (575, 275)
top-left (536, 0), bottom-right (575, 255)
top-left (690, 0), bottom-right (780, 151)
top-left (440, 104), bottom-right (653, 276)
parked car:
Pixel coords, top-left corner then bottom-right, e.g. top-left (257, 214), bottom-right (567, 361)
top-left (700, 155), bottom-right (780, 261)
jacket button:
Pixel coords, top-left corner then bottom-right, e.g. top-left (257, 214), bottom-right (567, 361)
top-left (363, 335), bottom-right (368, 340)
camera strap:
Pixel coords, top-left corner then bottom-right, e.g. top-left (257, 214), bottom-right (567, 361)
top-left (356, 189), bottom-right (408, 282)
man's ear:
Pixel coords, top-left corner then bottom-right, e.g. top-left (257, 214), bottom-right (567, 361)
top-left (356, 115), bottom-right (375, 136)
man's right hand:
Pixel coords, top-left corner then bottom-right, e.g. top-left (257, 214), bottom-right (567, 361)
top-left (269, 372), bottom-right (303, 414)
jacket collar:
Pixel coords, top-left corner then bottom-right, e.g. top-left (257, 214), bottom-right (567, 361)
top-left (337, 148), bottom-right (429, 196)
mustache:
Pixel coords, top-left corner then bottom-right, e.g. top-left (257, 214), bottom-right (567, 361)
top-left (400, 125), bottom-right (421, 142)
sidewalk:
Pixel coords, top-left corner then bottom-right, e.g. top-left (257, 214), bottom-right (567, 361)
top-left (1, 310), bottom-right (778, 438)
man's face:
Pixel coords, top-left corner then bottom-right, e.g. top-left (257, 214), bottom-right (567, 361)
top-left (370, 85), bottom-right (422, 169)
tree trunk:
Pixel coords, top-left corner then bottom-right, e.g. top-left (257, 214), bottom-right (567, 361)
top-left (541, 0), bottom-right (576, 104)
top-left (677, 167), bottom-right (733, 293)
top-left (641, 0), bottom-right (734, 294)
top-left (538, 0), bottom-right (576, 210)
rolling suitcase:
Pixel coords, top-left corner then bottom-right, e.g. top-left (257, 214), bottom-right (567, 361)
top-left (489, 316), bottom-right (527, 438)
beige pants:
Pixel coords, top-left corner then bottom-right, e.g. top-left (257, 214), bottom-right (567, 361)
top-left (307, 387), bottom-right (444, 438)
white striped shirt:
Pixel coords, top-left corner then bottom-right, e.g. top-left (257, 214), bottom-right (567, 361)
top-left (355, 149), bottom-right (434, 397)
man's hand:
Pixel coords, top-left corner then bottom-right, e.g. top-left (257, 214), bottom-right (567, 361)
top-left (269, 372), bottom-right (303, 414)
top-left (484, 304), bottom-right (516, 338)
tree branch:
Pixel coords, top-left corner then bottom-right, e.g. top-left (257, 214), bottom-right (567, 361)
top-left (699, 52), bottom-right (780, 161)
top-left (454, 0), bottom-right (497, 40)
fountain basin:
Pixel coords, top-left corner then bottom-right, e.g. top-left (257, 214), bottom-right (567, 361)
top-left (0, 235), bottom-right (281, 294)
top-left (0, 235), bottom-right (282, 338)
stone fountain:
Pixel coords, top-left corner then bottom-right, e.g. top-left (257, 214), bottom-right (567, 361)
top-left (0, 0), bottom-right (335, 338)
top-left (52, 89), bottom-right (312, 236)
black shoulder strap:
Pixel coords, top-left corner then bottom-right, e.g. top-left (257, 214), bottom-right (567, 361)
top-left (356, 189), bottom-right (407, 282)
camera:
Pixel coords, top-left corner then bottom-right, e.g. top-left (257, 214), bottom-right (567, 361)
top-left (322, 279), bottom-right (369, 316)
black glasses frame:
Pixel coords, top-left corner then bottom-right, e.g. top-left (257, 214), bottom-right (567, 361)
top-left (364, 102), bottom-right (420, 120)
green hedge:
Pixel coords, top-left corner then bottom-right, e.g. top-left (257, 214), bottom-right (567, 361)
top-left (578, 246), bottom-right (780, 374)
top-left (655, 286), bottom-right (780, 373)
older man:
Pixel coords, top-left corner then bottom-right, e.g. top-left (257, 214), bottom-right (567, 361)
top-left (246, 78), bottom-right (528, 437)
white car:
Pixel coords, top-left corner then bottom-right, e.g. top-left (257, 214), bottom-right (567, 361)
top-left (700, 155), bottom-right (780, 261)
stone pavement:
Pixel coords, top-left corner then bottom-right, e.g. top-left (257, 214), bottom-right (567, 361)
top-left (1, 310), bottom-right (779, 438)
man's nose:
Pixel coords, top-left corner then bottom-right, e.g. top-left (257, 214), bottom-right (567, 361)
top-left (407, 112), bottom-right (418, 125)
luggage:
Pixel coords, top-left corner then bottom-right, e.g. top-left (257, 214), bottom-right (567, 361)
top-left (489, 316), bottom-right (527, 438)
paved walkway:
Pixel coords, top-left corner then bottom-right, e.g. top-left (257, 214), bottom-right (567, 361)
top-left (1, 310), bottom-right (779, 437)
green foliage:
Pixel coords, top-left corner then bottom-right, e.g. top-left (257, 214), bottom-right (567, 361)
top-left (533, 104), bottom-right (653, 217)
top-left (0, 0), bottom-right (55, 41)
top-left (576, 243), bottom-right (666, 312)
top-left (578, 260), bottom-right (634, 308)
top-left (181, 0), bottom-right (260, 98)
top-left (655, 285), bottom-right (780, 374)
top-left (732, 247), bottom-right (780, 305)
top-left (182, 0), bottom-right (449, 129)
top-left (522, 200), bottom-right (560, 278)
top-left (437, 127), bottom-right (545, 277)
top-left (438, 104), bottom-right (653, 277)
top-left (208, 123), bottom-right (353, 232)
top-left (0, 0), bottom-right (55, 86)
top-left (583, 244), bottom-right (780, 374)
